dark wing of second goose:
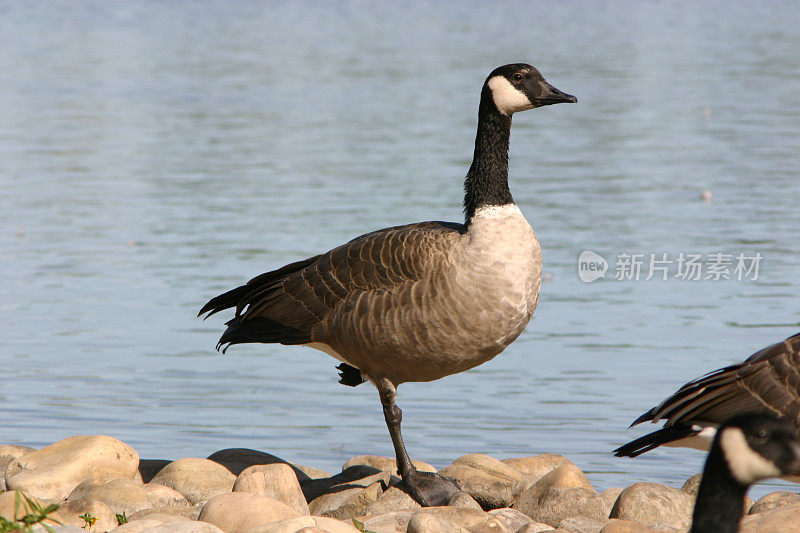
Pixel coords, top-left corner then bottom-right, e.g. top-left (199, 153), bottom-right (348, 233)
top-left (199, 220), bottom-right (464, 368)
top-left (615, 332), bottom-right (800, 457)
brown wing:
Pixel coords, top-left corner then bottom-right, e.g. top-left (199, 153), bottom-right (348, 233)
top-left (199, 221), bottom-right (465, 352)
top-left (614, 333), bottom-right (800, 457)
top-left (635, 333), bottom-right (800, 428)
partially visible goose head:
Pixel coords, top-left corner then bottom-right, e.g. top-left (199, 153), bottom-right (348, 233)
top-left (716, 414), bottom-right (800, 485)
top-left (484, 63), bottom-right (577, 116)
top-left (692, 414), bottom-right (800, 532)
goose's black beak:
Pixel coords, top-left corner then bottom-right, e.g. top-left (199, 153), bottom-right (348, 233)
top-left (535, 82), bottom-right (577, 106)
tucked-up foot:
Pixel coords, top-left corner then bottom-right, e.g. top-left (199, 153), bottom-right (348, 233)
top-left (399, 470), bottom-right (462, 507)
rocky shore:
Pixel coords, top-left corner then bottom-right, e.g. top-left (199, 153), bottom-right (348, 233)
top-left (2, 436), bottom-right (799, 532)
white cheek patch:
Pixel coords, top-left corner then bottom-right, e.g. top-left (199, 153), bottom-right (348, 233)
top-left (719, 427), bottom-right (782, 484)
top-left (487, 76), bottom-right (533, 116)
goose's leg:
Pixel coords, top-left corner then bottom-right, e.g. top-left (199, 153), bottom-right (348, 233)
top-left (378, 378), bottom-right (414, 476)
top-left (377, 378), bottom-right (461, 506)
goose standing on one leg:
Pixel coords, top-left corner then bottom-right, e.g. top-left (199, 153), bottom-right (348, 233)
top-left (199, 63), bottom-right (576, 506)
top-left (690, 413), bottom-right (800, 533)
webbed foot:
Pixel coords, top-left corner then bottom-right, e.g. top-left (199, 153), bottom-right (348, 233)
top-left (399, 470), bottom-right (462, 507)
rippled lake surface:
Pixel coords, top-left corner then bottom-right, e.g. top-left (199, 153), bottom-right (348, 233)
top-left (2, 1), bottom-right (799, 498)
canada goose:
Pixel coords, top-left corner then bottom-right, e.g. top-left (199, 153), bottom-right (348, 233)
top-left (614, 332), bottom-right (800, 458)
top-left (690, 413), bottom-right (800, 533)
top-left (199, 64), bottom-right (576, 506)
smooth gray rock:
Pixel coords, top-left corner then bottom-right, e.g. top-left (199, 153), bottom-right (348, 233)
top-left (198, 492), bottom-right (300, 532)
top-left (598, 519), bottom-right (665, 533)
top-left (142, 523), bottom-right (226, 533)
top-left (53, 498), bottom-right (118, 532)
top-left (310, 480), bottom-right (384, 519)
top-left (123, 511), bottom-right (192, 527)
top-left (66, 478), bottom-right (110, 501)
top-left (143, 482), bottom-right (191, 508)
top-left (233, 463), bottom-right (310, 515)
top-left (514, 464), bottom-right (603, 526)
top-left (242, 515), bottom-right (361, 533)
top-left (502, 454), bottom-right (574, 491)
top-left (558, 515), bottom-right (605, 533)
top-left (516, 523), bottom-right (556, 533)
top-left (0, 446), bottom-right (36, 491)
top-left (359, 510), bottom-right (416, 533)
top-left (447, 491), bottom-right (484, 511)
top-left (599, 488), bottom-right (623, 514)
top-left (207, 448), bottom-right (330, 482)
top-left (487, 507), bottom-right (534, 531)
top-left (409, 507), bottom-right (507, 533)
top-left (342, 455), bottom-right (436, 475)
top-left (0, 446), bottom-right (36, 468)
top-left (740, 503), bottom-right (800, 532)
top-left (69, 477), bottom-right (151, 515)
top-left (520, 464), bottom-right (594, 496)
top-left (609, 482), bottom-right (693, 529)
top-left (309, 487), bottom-right (362, 516)
top-left (517, 487), bottom-right (606, 527)
top-left (4, 435), bottom-right (139, 500)
top-left (363, 486), bottom-right (421, 516)
top-left (150, 457), bottom-right (236, 505)
top-left (128, 505), bottom-right (200, 521)
top-left (679, 473), bottom-right (702, 496)
top-left (748, 491), bottom-right (800, 515)
top-left (406, 512), bottom-right (472, 533)
top-left (301, 466), bottom-right (391, 503)
top-left (438, 454), bottom-right (525, 510)
top-left (110, 519), bottom-right (167, 533)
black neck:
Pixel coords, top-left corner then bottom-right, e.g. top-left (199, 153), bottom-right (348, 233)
top-left (691, 446), bottom-right (749, 533)
top-left (463, 86), bottom-right (514, 223)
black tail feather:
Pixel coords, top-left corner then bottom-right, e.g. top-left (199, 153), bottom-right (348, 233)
top-left (217, 317), bottom-right (311, 353)
top-left (337, 363), bottom-right (365, 387)
top-left (199, 255), bottom-right (320, 319)
top-left (199, 285), bottom-right (253, 319)
top-left (630, 407), bottom-right (659, 427)
top-left (613, 425), bottom-right (698, 457)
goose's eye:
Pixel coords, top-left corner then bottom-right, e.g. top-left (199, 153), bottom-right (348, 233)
top-left (513, 73), bottom-right (523, 81)
top-left (757, 429), bottom-right (768, 440)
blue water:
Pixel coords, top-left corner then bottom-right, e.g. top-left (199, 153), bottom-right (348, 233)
top-left (2, 1), bottom-right (799, 500)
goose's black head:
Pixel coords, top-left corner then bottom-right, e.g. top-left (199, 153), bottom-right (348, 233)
top-left (484, 63), bottom-right (577, 116)
top-left (716, 413), bottom-right (800, 486)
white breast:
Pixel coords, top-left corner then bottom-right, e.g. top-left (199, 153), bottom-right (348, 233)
top-left (464, 203), bottom-right (542, 317)
top-left (467, 204), bottom-right (540, 265)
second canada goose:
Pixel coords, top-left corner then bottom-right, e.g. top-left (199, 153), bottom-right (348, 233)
top-left (614, 332), bottom-right (800, 457)
top-left (690, 413), bottom-right (800, 533)
top-left (199, 64), bottom-right (576, 505)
